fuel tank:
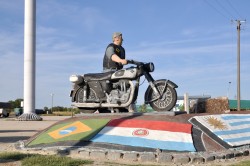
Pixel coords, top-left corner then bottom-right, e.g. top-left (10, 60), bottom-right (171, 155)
top-left (111, 67), bottom-right (137, 79)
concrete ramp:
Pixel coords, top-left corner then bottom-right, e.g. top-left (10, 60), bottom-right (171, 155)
top-left (26, 115), bottom-right (197, 152)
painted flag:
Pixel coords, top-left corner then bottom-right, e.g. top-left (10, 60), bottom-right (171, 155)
top-left (27, 119), bottom-right (110, 146)
top-left (91, 119), bottom-right (196, 152)
top-left (48, 121), bottom-right (92, 139)
top-left (190, 114), bottom-right (250, 147)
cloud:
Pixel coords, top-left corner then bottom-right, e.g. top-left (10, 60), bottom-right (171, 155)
top-left (37, 1), bottom-right (111, 33)
top-left (78, 7), bottom-right (111, 32)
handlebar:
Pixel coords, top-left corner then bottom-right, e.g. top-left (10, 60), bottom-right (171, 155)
top-left (127, 59), bottom-right (155, 72)
top-left (127, 59), bottom-right (144, 66)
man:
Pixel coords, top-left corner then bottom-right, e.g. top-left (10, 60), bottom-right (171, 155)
top-left (102, 32), bottom-right (136, 112)
top-left (103, 32), bottom-right (128, 72)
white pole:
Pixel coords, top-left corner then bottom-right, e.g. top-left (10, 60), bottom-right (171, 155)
top-left (184, 93), bottom-right (189, 114)
top-left (18, 0), bottom-right (41, 120)
top-left (24, 0), bottom-right (36, 114)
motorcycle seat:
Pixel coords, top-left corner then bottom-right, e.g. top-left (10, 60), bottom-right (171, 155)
top-left (84, 71), bottom-right (114, 81)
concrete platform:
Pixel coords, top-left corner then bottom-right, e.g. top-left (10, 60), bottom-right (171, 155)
top-left (75, 111), bottom-right (187, 117)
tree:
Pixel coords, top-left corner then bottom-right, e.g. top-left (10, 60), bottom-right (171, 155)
top-left (179, 104), bottom-right (185, 111)
top-left (8, 98), bottom-right (23, 109)
top-left (139, 104), bottom-right (147, 112)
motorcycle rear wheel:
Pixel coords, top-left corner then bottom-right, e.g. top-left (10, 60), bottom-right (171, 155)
top-left (75, 87), bottom-right (97, 103)
top-left (145, 81), bottom-right (177, 111)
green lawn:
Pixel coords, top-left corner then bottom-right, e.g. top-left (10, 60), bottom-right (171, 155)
top-left (0, 152), bottom-right (93, 166)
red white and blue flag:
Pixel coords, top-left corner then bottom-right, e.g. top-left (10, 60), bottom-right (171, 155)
top-left (91, 119), bottom-right (196, 152)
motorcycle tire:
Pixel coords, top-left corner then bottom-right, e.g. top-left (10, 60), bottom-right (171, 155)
top-left (145, 80), bottom-right (177, 112)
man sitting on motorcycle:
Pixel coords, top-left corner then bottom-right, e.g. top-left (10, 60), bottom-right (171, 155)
top-left (102, 32), bottom-right (136, 112)
top-left (103, 32), bottom-right (128, 72)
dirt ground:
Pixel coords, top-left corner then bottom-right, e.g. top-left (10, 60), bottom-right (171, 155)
top-left (0, 113), bottom-right (250, 165)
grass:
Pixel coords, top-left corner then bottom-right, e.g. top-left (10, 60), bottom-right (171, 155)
top-left (230, 160), bottom-right (250, 166)
top-left (0, 152), bottom-right (93, 166)
top-left (40, 111), bottom-right (74, 116)
top-left (0, 152), bottom-right (31, 160)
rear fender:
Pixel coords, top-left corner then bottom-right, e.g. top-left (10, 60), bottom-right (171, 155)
top-left (70, 86), bottom-right (82, 102)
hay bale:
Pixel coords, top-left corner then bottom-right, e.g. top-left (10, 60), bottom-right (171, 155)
top-left (195, 97), bottom-right (229, 113)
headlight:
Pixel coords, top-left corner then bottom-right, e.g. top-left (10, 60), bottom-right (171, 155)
top-left (144, 62), bottom-right (154, 72)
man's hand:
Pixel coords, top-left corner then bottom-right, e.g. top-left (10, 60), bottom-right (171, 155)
top-left (121, 59), bottom-right (128, 65)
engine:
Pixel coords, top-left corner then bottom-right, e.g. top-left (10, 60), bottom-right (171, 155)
top-left (106, 80), bottom-right (131, 104)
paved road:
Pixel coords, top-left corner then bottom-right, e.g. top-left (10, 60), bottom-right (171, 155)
top-left (0, 116), bottom-right (71, 144)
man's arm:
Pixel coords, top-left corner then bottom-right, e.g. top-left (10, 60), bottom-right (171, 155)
top-left (111, 54), bottom-right (127, 65)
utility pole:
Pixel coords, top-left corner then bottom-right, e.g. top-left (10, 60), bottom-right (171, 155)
top-left (51, 93), bottom-right (54, 113)
top-left (235, 20), bottom-right (246, 111)
top-left (227, 81), bottom-right (231, 99)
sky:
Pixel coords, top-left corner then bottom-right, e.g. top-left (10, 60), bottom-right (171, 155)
top-left (0, 0), bottom-right (250, 109)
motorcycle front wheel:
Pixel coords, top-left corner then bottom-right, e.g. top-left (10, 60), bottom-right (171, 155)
top-left (145, 81), bottom-right (177, 111)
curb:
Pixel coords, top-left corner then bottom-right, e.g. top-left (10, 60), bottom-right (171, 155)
top-left (16, 141), bottom-right (250, 165)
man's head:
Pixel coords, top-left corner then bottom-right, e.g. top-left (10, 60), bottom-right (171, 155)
top-left (112, 32), bottom-right (123, 45)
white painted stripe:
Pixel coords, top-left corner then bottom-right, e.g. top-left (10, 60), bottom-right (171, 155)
top-left (199, 115), bottom-right (250, 124)
top-left (228, 139), bottom-right (250, 146)
top-left (216, 131), bottom-right (250, 140)
top-left (98, 126), bottom-right (193, 143)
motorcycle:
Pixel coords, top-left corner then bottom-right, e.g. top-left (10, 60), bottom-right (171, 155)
top-left (69, 60), bottom-right (178, 113)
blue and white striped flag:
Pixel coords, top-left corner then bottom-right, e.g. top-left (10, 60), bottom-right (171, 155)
top-left (190, 114), bottom-right (250, 147)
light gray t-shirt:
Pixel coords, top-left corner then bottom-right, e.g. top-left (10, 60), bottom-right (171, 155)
top-left (105, 45), bottom-right (125, 60)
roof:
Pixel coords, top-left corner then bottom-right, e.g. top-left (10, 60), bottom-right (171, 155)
top-left (229, 100), bottom-right (250, 109)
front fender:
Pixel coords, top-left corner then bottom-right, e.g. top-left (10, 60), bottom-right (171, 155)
top-left (144, 79), bottom-right (178, 104)
top-left (153, 79), bottom-right (178, 88)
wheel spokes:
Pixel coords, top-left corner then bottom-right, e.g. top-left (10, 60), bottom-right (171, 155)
top-left (152, 86), bottom-right (173, 109)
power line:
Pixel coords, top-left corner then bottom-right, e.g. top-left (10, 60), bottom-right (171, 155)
top-left (214, 0), bottom-right (236, 19)
top-left (204, 0), bottom-right (245, 21)
top-left (226, 0), bottom-right (243, 19)
top-left (204, 0), bottom-right (231, 20)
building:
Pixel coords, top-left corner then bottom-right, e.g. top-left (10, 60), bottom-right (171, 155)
top-left (0, 102), bottom-right (11, 109)
top-left (229, 100), bottom-right (250, 111)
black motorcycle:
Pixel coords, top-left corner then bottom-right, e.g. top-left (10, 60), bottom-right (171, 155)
top-left (69, 60), bottom-right (178, 113)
